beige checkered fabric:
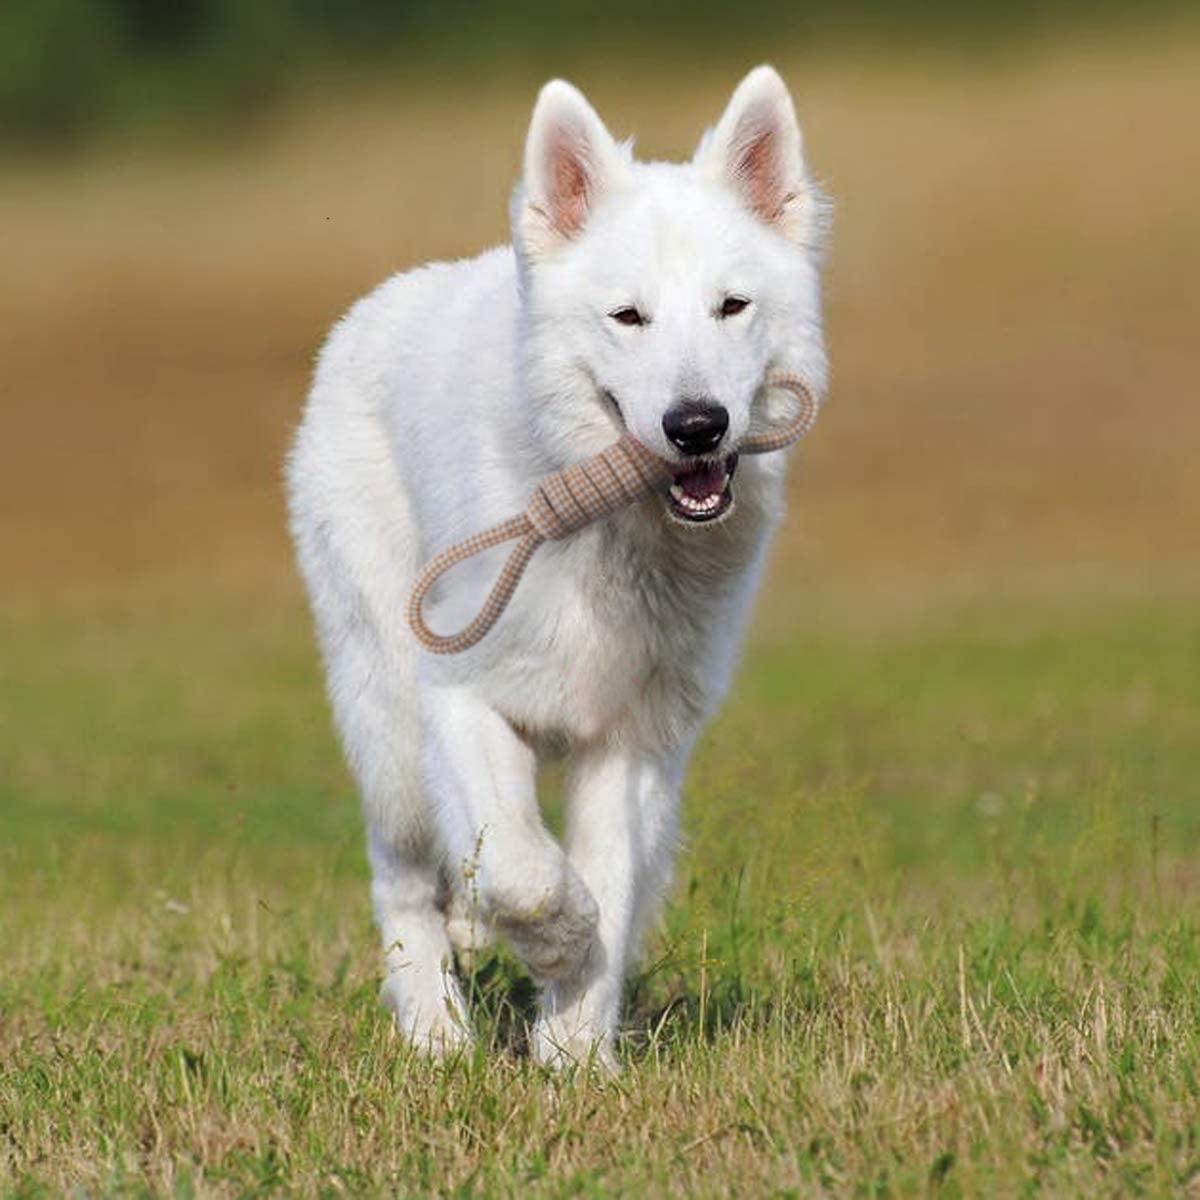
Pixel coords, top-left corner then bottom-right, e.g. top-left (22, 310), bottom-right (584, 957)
top-left (526, 435), bottom-right (673, 541)
top-left (408, 373), bottom-right (821, 654)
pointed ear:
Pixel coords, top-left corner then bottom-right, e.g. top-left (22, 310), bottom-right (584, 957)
top-left (695, 66), bottom-right (814, 244)
top-left (517, 80), bottom-right (630, 259)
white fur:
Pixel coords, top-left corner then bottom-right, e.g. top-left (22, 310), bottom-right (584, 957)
top-left (286, 66), bottom-right (828, 1068)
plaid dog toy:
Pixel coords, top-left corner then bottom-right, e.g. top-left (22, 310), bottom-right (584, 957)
top-left (408, 373), bottom-right (820, 654)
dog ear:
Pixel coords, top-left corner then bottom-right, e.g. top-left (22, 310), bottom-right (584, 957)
top-left (517, 80), bottom-right (629, 258)
top-left (695, 66), bottom-right (815, 244)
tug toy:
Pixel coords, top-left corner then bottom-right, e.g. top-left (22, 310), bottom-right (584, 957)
top-left (408, 373), bottom-right (821, 654)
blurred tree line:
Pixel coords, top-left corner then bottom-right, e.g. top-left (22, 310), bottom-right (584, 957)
top-left (0, 0), bottom-right (411, 149)
top-left (0, 0), bottom-right (1186, 152)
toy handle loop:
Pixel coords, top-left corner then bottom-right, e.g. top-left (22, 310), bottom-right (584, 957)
top-left (741, 374), bottom-right (819, 455)
top-left (408, 372), bottom-right (822, 654)
top-left (406, 516), bottom-right (540, 655)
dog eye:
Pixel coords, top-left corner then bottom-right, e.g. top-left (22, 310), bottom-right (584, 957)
top-left (719, 296), bottom-right (750, 318)
top-left (609, 306), bottom-right (646, 327)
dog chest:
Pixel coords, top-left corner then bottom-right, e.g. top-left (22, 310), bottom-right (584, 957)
top-left (477, 522), bottom-right (754, 746)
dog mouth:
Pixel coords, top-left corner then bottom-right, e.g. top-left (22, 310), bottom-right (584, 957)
top-left (667, 454), bottom-right (738, 524)
top-left (601, 389), bottom-right (737, 525)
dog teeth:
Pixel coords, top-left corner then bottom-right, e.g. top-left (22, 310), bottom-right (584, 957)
top-left (669, 483), bottom-right (724, 515)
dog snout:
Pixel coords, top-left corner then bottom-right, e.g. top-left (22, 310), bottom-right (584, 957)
top-left (662, 399), bottom-right (729, 457)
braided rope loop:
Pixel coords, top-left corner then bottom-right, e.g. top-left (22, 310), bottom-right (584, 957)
top-left (406, 516), bottom-right (538, 655)
top-left (408, 372), bottom-right (821, 653)
top-left (741, 373), bottom-right (819, 454)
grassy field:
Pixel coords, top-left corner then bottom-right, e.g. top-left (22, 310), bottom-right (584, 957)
top-left (2, 597), bottom-right (1198, 1194)
top-left (2, 24), bottom-right (1200, 1197)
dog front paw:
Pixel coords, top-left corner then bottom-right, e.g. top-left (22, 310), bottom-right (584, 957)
top-left (380, 966), bottom-right (472, 1057)
top-left (491, 860), bottom-right (599, 983)
top-left (533, 992), bottom-right (619, 1074)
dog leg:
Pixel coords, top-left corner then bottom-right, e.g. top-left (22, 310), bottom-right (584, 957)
top-left (296, 538), bottom-right (473, 1051)
top-left (423, 685), bottom-right (598, 984)
top-left (370, 832), bottom-right (471, 1054)
top-left (533, 745), bottom-right (682, 1071)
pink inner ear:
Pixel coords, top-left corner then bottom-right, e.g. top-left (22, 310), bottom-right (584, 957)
top-left (736, 127), bottom-right (784, 224)
top-left (549, 131), bottom-right (592, 236)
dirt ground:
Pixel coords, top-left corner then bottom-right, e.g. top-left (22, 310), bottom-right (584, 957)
top-left (3, 29), bottom-right (1198, 628)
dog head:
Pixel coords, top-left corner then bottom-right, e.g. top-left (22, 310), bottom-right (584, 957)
top-left (512, 66), bottom-right (829, 524)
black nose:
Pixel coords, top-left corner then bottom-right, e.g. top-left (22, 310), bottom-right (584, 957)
top-left (662, 400), bottom-right (729, 456)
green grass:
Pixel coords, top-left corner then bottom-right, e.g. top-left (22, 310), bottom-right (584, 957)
top-left (2, 594), bottom-right (1199, 1195)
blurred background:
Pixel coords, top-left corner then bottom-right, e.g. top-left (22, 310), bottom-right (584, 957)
top-left (3, 10), bottom-right (1199, 1185)
top-left (2, 0), bottom-right (1197, 630)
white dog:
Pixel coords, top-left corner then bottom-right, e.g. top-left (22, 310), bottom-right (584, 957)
top-left (287, 65), bottom-right (828, 1068)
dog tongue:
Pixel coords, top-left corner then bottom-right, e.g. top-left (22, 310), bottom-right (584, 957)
top-left (676, 461), bottom-right (726, 500)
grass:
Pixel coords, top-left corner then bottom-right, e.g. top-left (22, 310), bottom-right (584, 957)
top-left (2, 593), bottom-right (1198, 1195)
